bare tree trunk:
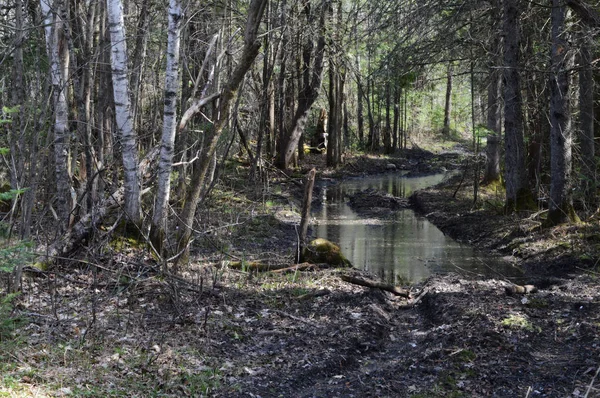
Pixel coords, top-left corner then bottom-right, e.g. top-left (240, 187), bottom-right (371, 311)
top-left (392, 86), bottom-right (399, 151)
top-left (547, 2), bottom-right (577, 225)
top-left (483, 20), bottom-right (502, 186)
top-left (384, 81), bottom-right (392, 153)
top-left (130, 0), bottom-right (150, 128)
top-left (503, 0), bottom-right (531, 212)
top-left (150, 0), bottom-right (183, 254)
top-left (366, 77), bottom-right (376, 150)
top-left (327, 69), bottom-right (343, 167)
top-left (578, 37), bottom-right (596, 211)
top-left (487, 69), bottom-right (502, 135)
top-left (10, 0), bottom-right (26, 231)
top-left (175, 0), bottom-right (268, 263)
top-left (356, 58), bottom-right (364, 147)
top-left (41, 0), bottom-right (72, 233)
top-left (275, 0), bottom-right (290, 166)
top-left (69, 0), bottom-right (98, 216)
top-left (442, 62), bottom-right (453, 136)
top-left (298, 168), bottom-right (316, 261)
top-left (257, 1), bottom-right (277, 167)
top-left (327, 48), bottom-right (340, 167)
top-left (566, 0), bottom-right (600, 26)
top-left (483, 68), bottom-right (502, 185)
top-left (276, 0), bottom-right (328, 170)
top-left (403, 88), bottom-right (408, 149)
top-left (107, 0), bottom-right (141, 226)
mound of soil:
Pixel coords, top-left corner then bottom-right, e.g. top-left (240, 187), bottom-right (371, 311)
top-left (409, 177), bottom-right (597, 276)
top-left (348, 188), bottom-right (410, 217)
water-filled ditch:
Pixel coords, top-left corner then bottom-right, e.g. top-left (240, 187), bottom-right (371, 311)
top-left (312, 172), bottom-right (522, 283)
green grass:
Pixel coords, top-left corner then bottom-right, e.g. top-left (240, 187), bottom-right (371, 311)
top-left (501, 314), bottom-right (540, 332)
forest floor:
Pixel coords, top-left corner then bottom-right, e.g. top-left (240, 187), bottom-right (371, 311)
top-left (2, 138), bottom-right (600, 397)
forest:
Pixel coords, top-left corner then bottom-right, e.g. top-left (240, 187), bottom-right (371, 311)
top-left (1, 0), bottom-right (600, 396)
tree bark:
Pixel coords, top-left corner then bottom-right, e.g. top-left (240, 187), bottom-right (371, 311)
top-left (483, 1), bottom-right (502, 185)
top-left (175, 0), bottom-right (268, 263)
top-left (46, 148), bottom-right (158, 261)
top-left (393, 87), bottom-right (400, 151)
top-left (107, 0), bottom-right (142, 226)
top-left (130, 0), bottom-right (150, 128)
top-left (327, 57), bottom-right (344, 167)
top-left (384, 81), bottom-right (392, 153)
top-left (10, 0), bottom-right (26, 232)
top-left (483, 68), bottom-right (502, 185)
top-left (150, 0), bottom-right (183, 255)
top-left (356, 58), bottom-right (365, 147)
top-left (547, 1), bottom-right (577, 225)
top-left (578, 38), bottom-right (596, 211)
top-left (566, 0), bottom-right (600, 26)
top-left (340, 275), bottom-right (410, 298)
top-left (503, 0), bottom-right (531, 212)
top-left (69, 0), bottom-right (98, 216)
top-left (41, 0), bottom-right (73, 233)
top-left (276, 0), bottom-right (328, 170)
top-left (442, 62), bottom-right (453, 136)
top-left (298, 168), bottom-right (316, 261)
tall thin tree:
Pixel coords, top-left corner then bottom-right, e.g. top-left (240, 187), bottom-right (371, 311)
top-left (277, 0), bottom-right (328, 170)
top-left (107, 0), bottom-right (142, 227)
top-left (175, 0), bottom-right (268, 263)
top-left (547, 1), bottom-right (577, 224)
top-left (150, 0), bottom-right (183, 254)
top-left (41, 0), bottom-right (73, 232)
top-left (503, 0), bottom-right (531, 211)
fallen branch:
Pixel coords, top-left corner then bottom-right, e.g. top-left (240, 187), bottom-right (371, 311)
top-left (272, 262), bottom-right (337, 274)
top-left (228, 261), bottom-right (287, 272)
top-left (272, 309), bottom-right (318, 327)
top-left (296, 289), bottom-right (330, 300)
top-left (341, 274), bottom-right (411, 298)
top-left (398, 287), bottom-right (429, 309)
top-left (228, 261), bottom-right (336, 273)
top-left (45, 147), bottom-right (159, 260)
top-left (505, 284), bottom-right (538, 295)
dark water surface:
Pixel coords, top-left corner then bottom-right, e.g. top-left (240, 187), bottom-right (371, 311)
top-left (312, 173), bottom-right (522, 283)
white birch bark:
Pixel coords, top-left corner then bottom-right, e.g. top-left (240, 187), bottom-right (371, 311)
top-left (150, 0), bottom-right (183, 251)
top-left (107, 0), bottom-right (141, 225)
top-left (41, 0), bottom-right (72, 232)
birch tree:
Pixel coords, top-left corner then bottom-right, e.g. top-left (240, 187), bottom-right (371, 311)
top-left (150, 0), bottom-right (183, 254)
top-left (107, 0), bottom-right (141, 227)
top-left (41, 0), bottom-right (72, 232)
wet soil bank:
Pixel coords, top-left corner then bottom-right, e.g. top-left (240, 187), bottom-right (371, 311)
top-left (409, 175), bottom-right (598, 278)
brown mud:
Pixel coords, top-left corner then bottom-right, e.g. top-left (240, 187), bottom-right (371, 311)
top-left (3, 147), bottom-right (600, 397)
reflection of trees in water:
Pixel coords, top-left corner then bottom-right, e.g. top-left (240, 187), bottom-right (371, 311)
top-left (313, 173), bottom-right (514, 283)
top-left (325, 184), bottom-right (345, 203)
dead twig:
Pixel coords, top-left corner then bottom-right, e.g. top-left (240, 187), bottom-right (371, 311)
top-left (296, 289), bottom-right (330, 300)
top-left (398, 287), bottom-right (429, 309)
top-left (585, 365), bottom-right (600, 398)
top-left (272, 309), bottom-right (318, 327)
top-left (341, 274), bottom-right (411, 298)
